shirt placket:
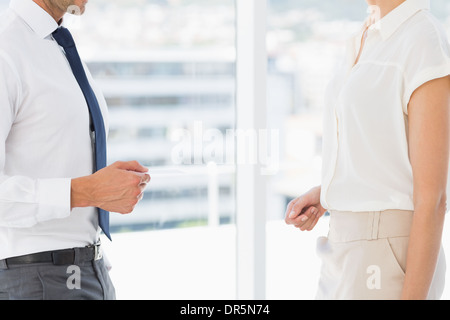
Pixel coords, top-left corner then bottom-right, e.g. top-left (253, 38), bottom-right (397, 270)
top-left (322, 33), bottom-right (361, 209)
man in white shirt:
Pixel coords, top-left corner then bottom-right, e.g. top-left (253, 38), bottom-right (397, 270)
top-left (0, 0), bottom-right (150, 300)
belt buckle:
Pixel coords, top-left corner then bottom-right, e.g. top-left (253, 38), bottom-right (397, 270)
top-left (94, 244), bottom-right (102, 261)
top-left (88, 242), bottom-right (102, 261)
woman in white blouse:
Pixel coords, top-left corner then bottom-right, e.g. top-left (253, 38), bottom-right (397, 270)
top-left (285, 0), bottom-right (450, 299)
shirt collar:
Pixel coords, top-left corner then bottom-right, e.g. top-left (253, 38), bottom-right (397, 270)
top-left (370, 0), bottom-right (430, 41)
top-left (9, 0), bottom-right (59, 39)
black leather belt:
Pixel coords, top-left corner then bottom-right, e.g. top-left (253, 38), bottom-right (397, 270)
top-left (2, 243), bottom-right (102, 267)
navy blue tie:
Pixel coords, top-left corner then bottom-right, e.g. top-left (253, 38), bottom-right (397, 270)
top-left (52, 26), bottom-right (111, 240)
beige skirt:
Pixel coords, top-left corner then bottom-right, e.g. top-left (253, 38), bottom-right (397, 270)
top-left (315, 210), bottom-right (446, 300)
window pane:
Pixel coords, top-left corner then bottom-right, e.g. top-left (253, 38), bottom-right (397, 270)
top-left (69, 0), bottom-right (236, 299)
top-left (266, 0), bottom-right (450, 300)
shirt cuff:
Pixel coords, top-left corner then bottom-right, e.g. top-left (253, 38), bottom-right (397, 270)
top-left (36, 178), bottom-right (72, 223)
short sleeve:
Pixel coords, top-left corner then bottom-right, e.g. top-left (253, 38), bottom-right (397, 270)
top-left (402, 20), bottom-right (450, 114)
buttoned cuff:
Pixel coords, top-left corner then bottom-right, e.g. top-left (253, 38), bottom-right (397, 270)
top-left (36, 178), bottom-right (72, 223)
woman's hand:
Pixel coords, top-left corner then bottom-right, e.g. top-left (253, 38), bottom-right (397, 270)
top-left (284, 185), bottom-right (326, 231)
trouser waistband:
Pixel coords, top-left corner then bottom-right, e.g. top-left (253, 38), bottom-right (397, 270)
top-left (328, 209), bottom-right (414, 243)
top-left (0, 243), bottom-right (102, 270)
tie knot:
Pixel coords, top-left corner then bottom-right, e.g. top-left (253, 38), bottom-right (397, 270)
top-left (52, 26), bottom-right (76, 50)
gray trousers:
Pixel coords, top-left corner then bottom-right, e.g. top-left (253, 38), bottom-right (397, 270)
top-left (0, 257), bottom-right (116, 300)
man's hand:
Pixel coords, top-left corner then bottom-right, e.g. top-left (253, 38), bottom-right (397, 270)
top-left (284, 185), bottom-right (326, 231)
top-left (71, 160), bottom-right (151, 214)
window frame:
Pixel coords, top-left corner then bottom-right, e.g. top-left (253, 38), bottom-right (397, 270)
top-left (235, 0), bottom-right (268, 300)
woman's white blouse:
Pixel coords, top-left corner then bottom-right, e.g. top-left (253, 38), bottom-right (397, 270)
top-left (320, 0), bottom-right (450, 212)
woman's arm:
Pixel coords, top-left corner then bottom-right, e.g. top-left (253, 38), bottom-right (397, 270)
top-left (402, 75), bottom-right (450, 299)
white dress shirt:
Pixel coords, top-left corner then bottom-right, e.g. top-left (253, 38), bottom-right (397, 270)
top-left (0, 0), bottom-right (108, 260)
top-left (321, 0), bottom-right (450, 212)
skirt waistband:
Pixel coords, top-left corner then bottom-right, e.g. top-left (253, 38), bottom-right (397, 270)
top-left (328, 209), bottom-right (414, 243)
